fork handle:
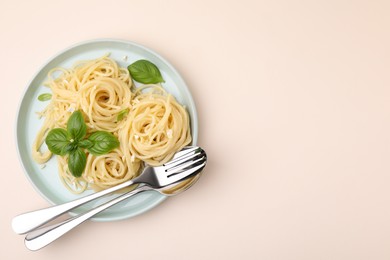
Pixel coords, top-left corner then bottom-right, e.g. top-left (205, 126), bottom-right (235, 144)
top-left (24, 185), bottom-right (152, 251)
top-left (12, 178), bottom-right (136, 235)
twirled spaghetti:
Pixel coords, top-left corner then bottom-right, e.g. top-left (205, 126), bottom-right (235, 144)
top-left (32, 55), bottom-right (191, 193)
top-left (120, 85), bottom-right (191, 166)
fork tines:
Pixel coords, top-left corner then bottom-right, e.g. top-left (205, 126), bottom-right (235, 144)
top-left (164, 147), bottom-right (206, 178)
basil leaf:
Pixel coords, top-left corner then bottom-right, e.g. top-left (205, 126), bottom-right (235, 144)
top-left (78, 139), bottom-right (93, 149)
top-left (45, 128), bottom-right (70, 155)
top-left (68, 148), bottom-right (86, 177)
top-left (38, 93), bottom-right (52, 101)
top-left (67, 110), bottom-right (87, 141)
top-left (87, 131), bottom-right (119, 156)
top-left (128, 60), bottom-right (164, 84)
top-left (117, 108), bottom-right (129, 122)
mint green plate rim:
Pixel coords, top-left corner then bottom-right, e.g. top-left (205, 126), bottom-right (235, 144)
top-left (15, 39), bottom-right (198, 222)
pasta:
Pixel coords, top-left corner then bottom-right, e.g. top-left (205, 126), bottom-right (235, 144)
top-left (32, 55), bottom-right (191, 194)
top-left (120, 85), bottom-right (191, 166)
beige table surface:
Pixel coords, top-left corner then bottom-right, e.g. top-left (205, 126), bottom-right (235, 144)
top-left (1, 0), bottom-right (390, 259)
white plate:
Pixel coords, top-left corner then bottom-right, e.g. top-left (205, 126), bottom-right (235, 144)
top-left (16, 39), bottom-right (198, 221)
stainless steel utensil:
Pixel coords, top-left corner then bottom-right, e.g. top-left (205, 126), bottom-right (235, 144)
top-left (12, 146), bottom-right (206, 235)
top-left (24, 164), bottom-right (206, 251)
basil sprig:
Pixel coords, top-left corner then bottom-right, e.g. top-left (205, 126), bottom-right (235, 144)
top-left (128, 60), bottom-right (164, 84)
top-left (45, 110), bottom-right (119, 177)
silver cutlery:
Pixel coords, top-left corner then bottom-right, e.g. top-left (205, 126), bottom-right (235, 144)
top-left (12, 146), bottom-right (206, 250)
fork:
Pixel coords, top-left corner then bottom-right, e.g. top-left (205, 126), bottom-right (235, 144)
top-left (12, 146), bottom-right (206, 235)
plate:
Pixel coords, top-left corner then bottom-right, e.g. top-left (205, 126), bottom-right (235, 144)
top-left (16, 39), bottom-right (198, 221)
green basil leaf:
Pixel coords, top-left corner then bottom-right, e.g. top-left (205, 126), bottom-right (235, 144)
top-left (78, 139), bottom-right (94, 149)
top-left (45, 128), bottom-right (70, 155)
top-left (38, 93), bottom-right (52, 101)
top-left (128, 60), bottom-right (164, 84)
top-left (67, 110), bottom-right (87, 141)
top-left (117, 108), bottom-right (129, 122)
top-left (68, 148), bottom-right (86, 177)
top-left (87, 131), bottom-right (119, 156)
